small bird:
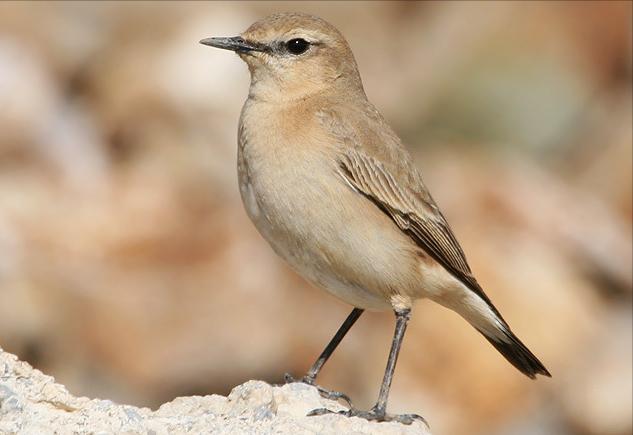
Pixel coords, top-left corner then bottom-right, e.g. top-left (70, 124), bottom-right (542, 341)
top-left (201, 12), bottom-right (550, 425)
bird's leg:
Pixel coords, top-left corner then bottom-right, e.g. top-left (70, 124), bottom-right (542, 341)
top-left (285, 307), bottom-right (364, 406)
top-left (309, 308), bottom-right (428, 427)
top-left (372, 308), bottom-right (410, 416)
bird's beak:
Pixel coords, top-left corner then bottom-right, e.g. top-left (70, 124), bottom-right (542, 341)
top-left (199, 36), bottom-right (264, 53)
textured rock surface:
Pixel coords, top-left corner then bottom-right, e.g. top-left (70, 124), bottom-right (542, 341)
top-left (0, 348), bottom-right (430, 434)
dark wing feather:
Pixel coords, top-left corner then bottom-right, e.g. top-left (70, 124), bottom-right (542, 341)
top-left (338, 150), bottom-right (504, 320)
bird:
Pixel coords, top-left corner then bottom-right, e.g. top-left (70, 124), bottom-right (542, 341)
top-left (200, 12), bottom-right (550, 425)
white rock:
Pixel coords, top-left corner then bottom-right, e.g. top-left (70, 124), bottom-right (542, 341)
top-left (0, 347), bottom-right (430, 434)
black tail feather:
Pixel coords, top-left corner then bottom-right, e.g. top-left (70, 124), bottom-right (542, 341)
top-left (478, 327), bottom-right (551, 379)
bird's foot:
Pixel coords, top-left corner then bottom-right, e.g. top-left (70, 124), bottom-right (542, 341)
top-left (283, 373), bottom-right (353, 407)
top-left (308, 405), bottom-right (429, 427)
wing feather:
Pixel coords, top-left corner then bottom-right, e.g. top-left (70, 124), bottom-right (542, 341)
top-left (338, 150), bottom-right (503, 319)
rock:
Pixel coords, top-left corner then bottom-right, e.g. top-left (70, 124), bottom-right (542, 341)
top-left (0, 348), bottom-right (430, 434)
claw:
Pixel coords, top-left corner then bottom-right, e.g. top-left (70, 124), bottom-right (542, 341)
top-left (283, 373), bottom-right (353, 407)
top-left (313, 384), bottom-right (353, 407)
top-left (307, 406), bottom-right (429, 428)
top-left (283, 372), bottom-right (300, 384)
top-left (307, 407), bottom-right (338, 417)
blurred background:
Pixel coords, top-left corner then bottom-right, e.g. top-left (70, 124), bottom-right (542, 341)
top-left (0, 1), bottom-right (630, 434)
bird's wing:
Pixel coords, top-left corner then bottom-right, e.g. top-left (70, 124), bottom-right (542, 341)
top-left (337, 149), bottom-right (503, 319)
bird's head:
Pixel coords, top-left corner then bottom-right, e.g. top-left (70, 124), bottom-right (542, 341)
top-left (200, 13), bottom-right (364, 101)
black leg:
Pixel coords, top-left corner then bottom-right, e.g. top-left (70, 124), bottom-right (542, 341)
top-left (373, 308), bottom-right (410, 415)
top-left (308, 308), bottom-right (428, 427)
top-left (285, 307), bottom-right (363, 406)
top-left (305, 307), bottom-right (364, 383)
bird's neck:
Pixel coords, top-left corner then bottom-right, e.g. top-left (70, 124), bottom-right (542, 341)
top-left (247, 71), bottom-right (365, 104)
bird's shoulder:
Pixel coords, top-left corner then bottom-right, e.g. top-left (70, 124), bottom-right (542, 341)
top-left (315, 97), bottom-right (437, 213)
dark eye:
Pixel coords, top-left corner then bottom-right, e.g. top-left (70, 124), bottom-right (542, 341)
top-left (285, 38), bottom-right (310, 55)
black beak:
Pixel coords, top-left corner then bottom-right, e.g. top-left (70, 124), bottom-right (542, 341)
top-left (199, 36), bottom-right (264, 53)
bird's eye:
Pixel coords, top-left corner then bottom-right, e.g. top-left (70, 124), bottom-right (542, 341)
top-left (285, 38), bottom-right (310, 55)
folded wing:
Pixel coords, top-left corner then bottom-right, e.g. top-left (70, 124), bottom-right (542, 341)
top-left (337, 150), bottom-right (504, 320)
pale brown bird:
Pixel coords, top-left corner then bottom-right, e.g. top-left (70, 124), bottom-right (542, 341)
top-left (200, 12), bottom-right (550, 425)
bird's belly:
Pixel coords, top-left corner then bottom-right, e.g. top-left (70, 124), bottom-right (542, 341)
top-left (238, 157), bottom-right (415, 311)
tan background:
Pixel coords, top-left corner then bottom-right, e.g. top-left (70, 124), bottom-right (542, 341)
top-left (0, 2), bottom-right (631, 434)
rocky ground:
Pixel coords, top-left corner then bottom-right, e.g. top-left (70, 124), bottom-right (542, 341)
top-left (0, 348), bottom-right (430, 435)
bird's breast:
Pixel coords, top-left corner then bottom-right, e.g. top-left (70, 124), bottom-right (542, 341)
top-left (235, 100), bottom-right (420, 310)
top-left (238, 130), bottom-right (337, 249)
top-left (237, 99), bottom-right (338, 244)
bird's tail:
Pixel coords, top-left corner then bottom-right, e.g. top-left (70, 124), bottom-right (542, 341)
top-left (476, 324), bottom-right (551, 379)
top-left (435, 286), bottom-right (551, 379)
top-left (431, 279), bottom-right (551, 378)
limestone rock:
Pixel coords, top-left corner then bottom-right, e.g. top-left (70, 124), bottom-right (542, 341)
top-left (0, 348), bottom-right (430, 434)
